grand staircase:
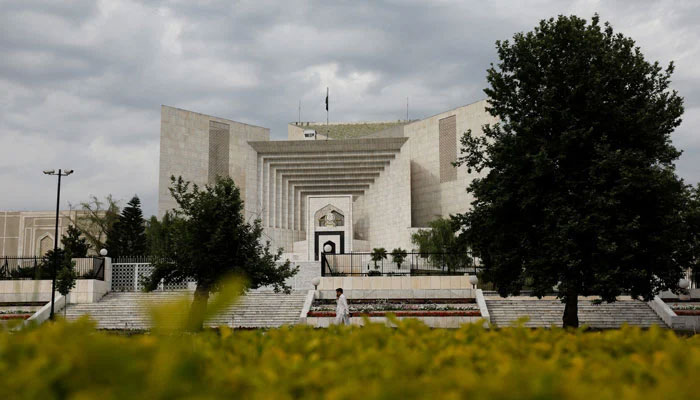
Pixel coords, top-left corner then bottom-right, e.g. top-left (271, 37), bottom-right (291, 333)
top-left (485, 297), bottom-right (667, 329)
top-left (64, 290), bottom-right (309, 330)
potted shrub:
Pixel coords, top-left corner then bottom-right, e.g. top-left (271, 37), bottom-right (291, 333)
top-left (370, 248), bottom-right (387, 271)
top-left (391, 248), bottom-right (408, 269)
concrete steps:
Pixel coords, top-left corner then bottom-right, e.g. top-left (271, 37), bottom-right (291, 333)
top-left (64, 290), bottom-right (309, 330)
top-left (485, 298), bottom-right (667, 329)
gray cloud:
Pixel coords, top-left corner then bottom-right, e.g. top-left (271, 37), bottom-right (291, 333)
top-left (1, 0), bottom-right (699, 216)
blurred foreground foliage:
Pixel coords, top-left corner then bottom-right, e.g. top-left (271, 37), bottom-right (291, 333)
top-left (1, 318), bottom-right (698, 400)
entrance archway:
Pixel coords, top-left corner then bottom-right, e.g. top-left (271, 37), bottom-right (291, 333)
top-left (322, 240), bottom-right (336, 254)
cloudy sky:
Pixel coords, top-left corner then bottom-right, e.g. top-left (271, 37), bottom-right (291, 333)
top-left (1, 0), bottom-right (699, 217)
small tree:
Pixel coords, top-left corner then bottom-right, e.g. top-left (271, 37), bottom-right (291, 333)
top-left (146, 176), bottom-right (298, 331)
top-left (70, 195), bottom-right (120, 250)
top-left (106, 195), bottom-right (147, 257)
top-left (391, 248), bottom-right (408, 269)
top-left (371, 248), bottom-right (388, 270)
top-left (62, 225), bottom-right (91, 258)
top-left (38, 249), bottom-right (73, 280)
top-left (56, 262), bottom-right (77, 317)
top-left (411, 218), bottom-right (461, 254)
top-left (411, 218), bottom-right (469, 271)
top-left (454, 15), bottom-right (689, 328)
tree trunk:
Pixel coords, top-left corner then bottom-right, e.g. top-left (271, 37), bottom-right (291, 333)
top-left (562, 291), bottom-right (579, 328)
top-left (187, 283), bottom-right (210, 332)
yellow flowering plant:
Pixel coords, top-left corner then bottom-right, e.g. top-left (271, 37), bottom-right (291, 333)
top-left (1, 315), bottom-right (698, 399)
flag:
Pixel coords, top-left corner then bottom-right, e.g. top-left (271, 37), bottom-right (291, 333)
top-left (325, 87), bottom-right (328, 111)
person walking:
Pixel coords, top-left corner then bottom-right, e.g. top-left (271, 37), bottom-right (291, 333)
top-left (335, 288), bottom-right (350, 325)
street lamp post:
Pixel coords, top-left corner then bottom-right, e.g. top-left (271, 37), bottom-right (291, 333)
top-left (43, 169), bottom-right (73, 320)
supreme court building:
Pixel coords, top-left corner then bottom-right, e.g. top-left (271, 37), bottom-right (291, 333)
top-left (158, 101), bottom-right (495, 261)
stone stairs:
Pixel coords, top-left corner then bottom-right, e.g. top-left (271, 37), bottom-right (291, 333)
top-left (485, 297), bottom-right (667, 329)
top-left (64, 290), bottom-right (309, 330)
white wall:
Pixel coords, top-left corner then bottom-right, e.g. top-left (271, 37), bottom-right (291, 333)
top-left (359, 145), bottom-right (413, 251)
top-left (158, 106), bottom-right (269, 217)
top-left (404, 100), bottom-right (496, 227)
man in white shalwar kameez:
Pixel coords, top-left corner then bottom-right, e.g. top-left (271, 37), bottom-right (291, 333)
top-left (335, 288), bottom-right (350, 325)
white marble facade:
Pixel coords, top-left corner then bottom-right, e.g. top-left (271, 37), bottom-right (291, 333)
top-left (158, 101), bottom-right (496, 261)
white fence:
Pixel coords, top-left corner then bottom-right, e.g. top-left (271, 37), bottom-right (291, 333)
top-left (111, 257), bottom-right (192, 291)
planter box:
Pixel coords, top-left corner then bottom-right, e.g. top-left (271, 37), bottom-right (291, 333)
top-left (673, 310), bottom-right (700, 316)
top-left (0, 279), bottom-right (109, 304)
top-left (306, 315), bottom-right (483, 328)
top-left (0, 313), bottom-right (32, 320)
top-left (308, 310), bottom-right (481, 318)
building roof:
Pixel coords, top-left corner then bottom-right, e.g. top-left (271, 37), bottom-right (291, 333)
top-left (249, 137), bottom-right (408, 153)
top-left (289, 121), bottom-right (409, 139)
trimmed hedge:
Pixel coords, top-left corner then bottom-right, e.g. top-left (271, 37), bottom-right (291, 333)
top-left (1, 319), bottom-right (698, 399)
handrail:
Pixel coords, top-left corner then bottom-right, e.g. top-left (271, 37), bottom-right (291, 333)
top-left (321, 252), bottom-right (479, 277)
top-left (0, 256), bottom-right (106, 280)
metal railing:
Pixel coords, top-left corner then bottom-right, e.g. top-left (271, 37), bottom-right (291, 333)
top-left (0, 256), bottom-right (105, 280)
top-left (321, 252), bottom-right (479, 277)
top-left (111, 256), bottom-right (192, 291)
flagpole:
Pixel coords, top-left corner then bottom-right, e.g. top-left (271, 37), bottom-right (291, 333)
top-left (326, 87), bottom-right (329, 140)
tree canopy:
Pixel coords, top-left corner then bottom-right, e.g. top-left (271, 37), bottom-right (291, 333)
top-left (147, 176), bottom-right (298, 330)
top-left (412, 217), bottom-right (471, 271)
top-left (454, 14), bottom-right (689, 327)
top-left (145, 213), bottom-right (175, 258)
top-left (106, 196), bottom-right (147, 257)
top-left (411, 217), bottom-right (463, 254)
top-left (61, 225), bottom-right (91, 258)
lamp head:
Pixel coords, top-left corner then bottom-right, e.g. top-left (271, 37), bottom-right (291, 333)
top-left (63, 169), bottom-right (74, 175)
top-left (43, 169), bottom-right (55, 175)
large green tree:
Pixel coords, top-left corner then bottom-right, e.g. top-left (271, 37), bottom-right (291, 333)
top-left (106, 196), bottom-right (147, 257)
top-left (146, 176), bottom-right (298, 331)
top-left (454, 15), bottom-right (689, 327)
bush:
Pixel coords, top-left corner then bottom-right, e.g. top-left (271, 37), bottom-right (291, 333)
top-left (370, 247), bottom-right (387, 270)
top-left (1, 319), bottom-right (698, 399)
top-left (391, 248), bottom-right (408, 269)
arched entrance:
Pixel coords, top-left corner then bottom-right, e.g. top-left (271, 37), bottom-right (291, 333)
top-left (322, 240), bottom-right (336, 254)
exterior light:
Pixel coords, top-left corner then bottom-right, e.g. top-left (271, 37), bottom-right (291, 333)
top-left (679, 278), bottom-right (690, 290)
top-left (43, 168), bottom-right (73, 320)
top-left (100, 248), bottom-right (108, 257)
top-left (468, 275), bottom-right (478, 289)
top-left (323, 244), bottom-right (333, 253)
top-left (311, 277), bottom-right (321, 291)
